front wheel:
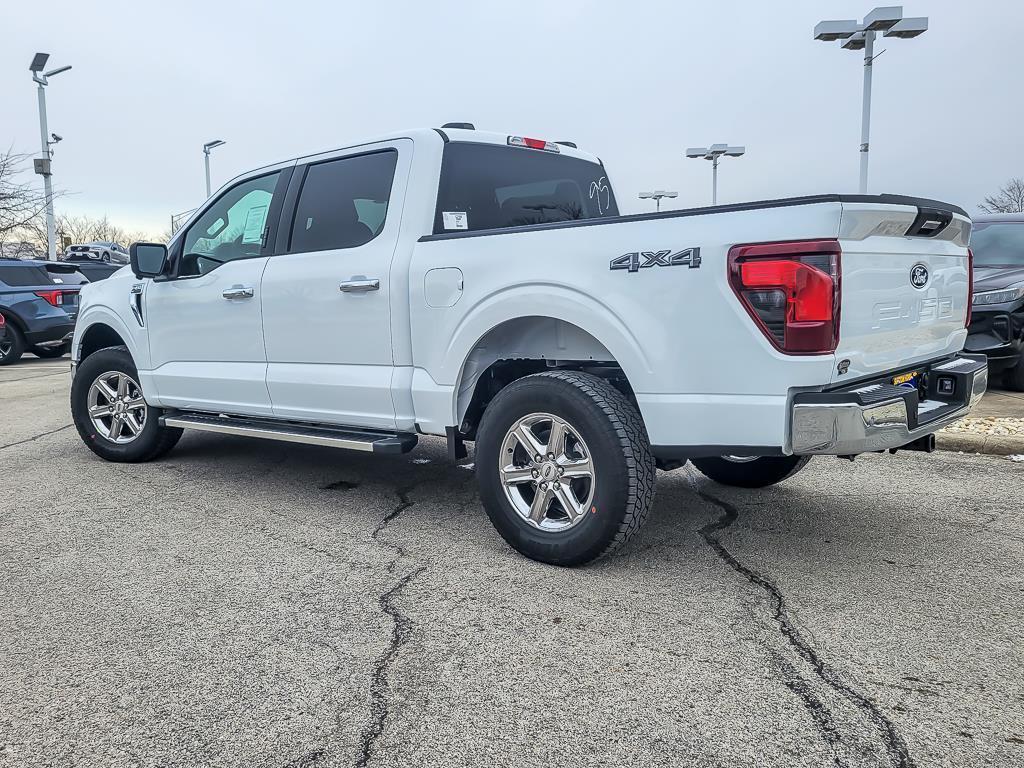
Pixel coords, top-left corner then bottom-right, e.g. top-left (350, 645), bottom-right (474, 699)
top-left (1005, 357), bottom-right (1024, 392)
top-left (691, 454), bottom-right (811, 488)
top-left (475, 371), bottom-right (655, 566)
top-left (71, 346), bottom-right (183, 462)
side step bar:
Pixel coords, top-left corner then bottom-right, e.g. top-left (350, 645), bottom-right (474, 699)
top-left (159, 412), bottom-right (417, 454)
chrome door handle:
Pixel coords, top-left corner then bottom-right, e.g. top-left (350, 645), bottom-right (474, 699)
top-left (222, 286), bottom-right (254, 300)
top-left (339, 279), bottom-right (380, 293)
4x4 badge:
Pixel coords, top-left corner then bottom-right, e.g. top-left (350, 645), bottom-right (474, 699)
top-left (610, 248), bottom-right (701, 273)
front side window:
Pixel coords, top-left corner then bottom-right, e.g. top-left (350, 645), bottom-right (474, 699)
top-left (433, 142), bottom-right (618, 234)
top-left (180, 172), bottom-right (281, 276)
top-left (290, 150), bottom-right (398, 253)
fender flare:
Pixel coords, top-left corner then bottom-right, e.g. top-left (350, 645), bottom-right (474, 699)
top-left (441, 283), bottom-right (653, 422)
top-left (73, 306), bottom-right (140, 365)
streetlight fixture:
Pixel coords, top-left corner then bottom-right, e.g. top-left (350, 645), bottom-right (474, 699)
top-left (203, 139), bottom-right (226, 198)
top-left (638, 190), bottom-right (678, 212)
top-left (814, 6), bottom-right (928, 193)
top-left (685, 144), bottom-right (745, 205)
top-left (29, 52), bottom-right (72, 261)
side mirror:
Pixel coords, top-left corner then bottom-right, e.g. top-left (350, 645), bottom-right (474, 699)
top-left (130, 242), bottom-right (168, 279)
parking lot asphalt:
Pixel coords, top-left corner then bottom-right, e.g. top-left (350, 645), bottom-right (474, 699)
top-left (1, 358), bottom-right (1023, 768)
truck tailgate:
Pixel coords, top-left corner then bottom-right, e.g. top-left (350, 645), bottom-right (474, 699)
top-left (833, 201), bottom-right (972, 384)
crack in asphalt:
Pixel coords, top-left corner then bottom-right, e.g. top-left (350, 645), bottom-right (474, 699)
top-left (354, 484), bottom-right (426, 768)
top-left (696, 486), bottom-right (916, 768)
top-left (770, 651), bottom-right (847, 768)
top-left (0, 423), bottom-right (73, 452)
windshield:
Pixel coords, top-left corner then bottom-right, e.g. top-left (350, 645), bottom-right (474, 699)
top-left (971, 222), bottom-right (1024, 266)
top-left (434, 142), bottom-right (618, 234)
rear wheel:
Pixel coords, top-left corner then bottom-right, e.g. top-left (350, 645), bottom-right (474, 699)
top-left (31, 343), bottom-right (70, 359)
top-left (71, 346), bottom-right (182, 462)
top-left (0, 322), bottom-right (25, 366)
top-left (691, 454), bottom-right (811, 488)
top-left (475, 371), bottom-right (655, 566)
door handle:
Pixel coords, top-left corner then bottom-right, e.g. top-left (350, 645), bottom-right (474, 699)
top-left (339, 279), bottom-right (380, 293)
top-left (222, 286), bottom-right (255, 300)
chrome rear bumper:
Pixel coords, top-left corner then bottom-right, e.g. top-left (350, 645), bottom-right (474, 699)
top-left (791, 354), bottom-right (988, 455)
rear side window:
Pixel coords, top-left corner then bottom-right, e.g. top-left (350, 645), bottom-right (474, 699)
top-left (290, 150), bottom-right (398, 253)
top-left (0, 265), bottom-right (51, 287)
top-left (433, 142), bottom-right (618, 234)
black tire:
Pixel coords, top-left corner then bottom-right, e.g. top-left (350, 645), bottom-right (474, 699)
top-left (1005, 358), bottom-right (1024, 392)
top-left (691, 455), bottom-right (811, 488)
top-left (475, 371), bottom-right (655, 566)
top-left (71, 345), bottom-right (183, 462)
top-left (31, 343), bottom-right (70, 359)
top-left (0, 320), bottom-right (25, 366)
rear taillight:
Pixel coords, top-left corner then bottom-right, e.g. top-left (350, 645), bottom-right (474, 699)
top-left (728, 240), bottom-right (842, 355)
top-left (34, 290), bottom-right (64, 306)
top-left (0, 314), bottom-right (5, 328)
top-left (966, 247), bottom-right (974, 327)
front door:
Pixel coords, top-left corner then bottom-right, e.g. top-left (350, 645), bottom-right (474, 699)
top-left (145, 168), bottom-right (290, 416)
top-left (261, 143), bottom-right (408, 429)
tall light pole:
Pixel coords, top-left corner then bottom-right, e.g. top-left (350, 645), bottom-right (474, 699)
top-left (29, 53), bottom-right (72, 261)
top-left (685, 145), bottom-right (745, 205)
top-left (638, 190), bottom-right (678, 212)
top-left (814, 7), bottom-right (928, 193)
top-left (203, 139), bottom-right (226, 198)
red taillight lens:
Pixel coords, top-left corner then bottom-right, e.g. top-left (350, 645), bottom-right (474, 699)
top-left (728, 240), bottom-right (842, 355)
top-left (966, 247), bottom-right (974, 327)
top-left (34, 290), bottom-right (64, 307)
top-left (0, 314), bottom-right (5, 328)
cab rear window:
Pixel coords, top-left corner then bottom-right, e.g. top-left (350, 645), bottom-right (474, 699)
top-left (433, 142), bottom-right (617, 234)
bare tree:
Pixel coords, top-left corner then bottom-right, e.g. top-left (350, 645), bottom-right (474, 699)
top-left (0, 149), bottom-right (55, 251)
top-left (979, 178), bottom-right (1024, 214)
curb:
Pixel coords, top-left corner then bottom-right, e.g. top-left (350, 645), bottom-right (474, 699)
top-left (936, 432), bottom-right (1024, 456)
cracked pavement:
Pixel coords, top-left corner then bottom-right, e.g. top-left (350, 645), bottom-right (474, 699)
top-left (1, 358), bottom-right (1023, 767)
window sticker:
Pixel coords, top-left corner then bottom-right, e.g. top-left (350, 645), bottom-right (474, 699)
top-left (442, 211), bottom-right (468, 230)
top-left (241, 205), bottom-right (269, 244)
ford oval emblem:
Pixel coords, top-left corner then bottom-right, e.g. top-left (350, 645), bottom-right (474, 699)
top-left (910, 264), bottom-right (929, 289)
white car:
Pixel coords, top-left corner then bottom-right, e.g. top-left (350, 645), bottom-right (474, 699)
top-left (69, 124), bottom-right (986, 565)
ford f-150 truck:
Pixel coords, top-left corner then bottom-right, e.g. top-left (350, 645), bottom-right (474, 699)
top-left (69, 124), bottom-right (986, 565)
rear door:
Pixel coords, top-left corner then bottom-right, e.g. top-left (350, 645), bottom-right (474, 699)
top-left (145, 167), bottom-right (292, 415)
top-left (261, 141), bottom-right (409, 429)
top-left (834, 202), bottom-right (972, 383)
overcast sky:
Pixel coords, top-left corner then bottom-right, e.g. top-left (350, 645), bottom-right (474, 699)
top-left (3, 0), bottom-right (1021, 236)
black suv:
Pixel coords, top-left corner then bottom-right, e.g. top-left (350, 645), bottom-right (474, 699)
top-left (966, 214), bottom-right (1024, 390)
top-left (0, 259), bottom-right (88, 365)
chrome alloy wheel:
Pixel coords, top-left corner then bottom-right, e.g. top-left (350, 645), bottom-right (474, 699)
top-left (721, 455), bottom-right (760, 463)
top-left (498, 412), bottom-right (595, 531)
top-left (87, 370), bottom-right (147, 444)
top-left (0, 339), bottom-right (12, 359)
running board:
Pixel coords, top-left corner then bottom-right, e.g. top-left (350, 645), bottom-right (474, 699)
top-left (159, 412), bottom-right (417, 454)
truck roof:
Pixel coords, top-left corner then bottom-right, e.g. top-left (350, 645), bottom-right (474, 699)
top-left (289, 126), bottom-right (602, 167)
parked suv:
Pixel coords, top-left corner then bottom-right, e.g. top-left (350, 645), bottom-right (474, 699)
top-left (69, 125), bottom-right (984, 565)
top-left (0, 259), bottom-right (86, 364)
top-left (965, 214), bottom-right (1024, 389)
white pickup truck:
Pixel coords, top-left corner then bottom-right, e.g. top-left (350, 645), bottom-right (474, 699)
top-left (70, 124), bottom-right (987, 565)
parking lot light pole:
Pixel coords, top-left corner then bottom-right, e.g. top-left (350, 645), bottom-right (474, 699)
top-left (29, 53), bottom-right (72, 261)
top-left (814, 7), bottom-right (929, 193)
top-left (685, 145), bottom-right (745, 205)
top-left (203, 140), bottom-right (226, 198)
top-left (638, 190), bottom-right (678, 212)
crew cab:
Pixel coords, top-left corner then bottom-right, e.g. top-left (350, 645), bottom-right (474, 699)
top-left (69, 125), bottom-right (985, 565)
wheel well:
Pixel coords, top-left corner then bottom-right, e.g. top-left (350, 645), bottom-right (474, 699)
top-left (456, 318), bottom-right (637, 440)
top-left (79, 324), bottom-right (127, 362)
top-left (0, 308), bottom-right (26, 334)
